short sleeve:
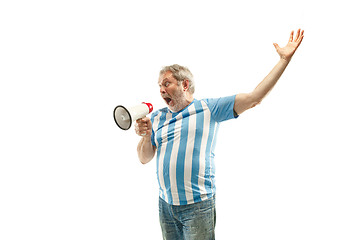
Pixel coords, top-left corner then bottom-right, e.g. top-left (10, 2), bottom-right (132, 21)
top-left (203, 95), bottom-right (239, 122)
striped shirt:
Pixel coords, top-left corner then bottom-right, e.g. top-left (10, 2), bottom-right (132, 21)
top-left (150, 95), bottom-right (238, 205)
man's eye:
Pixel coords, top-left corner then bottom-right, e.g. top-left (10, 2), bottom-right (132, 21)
top-left (164, 82), bottom-right (170, 87)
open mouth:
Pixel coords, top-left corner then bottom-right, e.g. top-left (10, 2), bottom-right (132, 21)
top-left (164, 97), bottom-right (172, 105)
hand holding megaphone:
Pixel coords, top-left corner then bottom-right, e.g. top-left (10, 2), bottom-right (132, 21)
top-left (135, 117), bottom-right (152, 137)
top-left (113, 102), bottom-right (153, 130)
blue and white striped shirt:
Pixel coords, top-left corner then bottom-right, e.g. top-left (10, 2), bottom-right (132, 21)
top-left (150, 95), bottom-right (238, 205)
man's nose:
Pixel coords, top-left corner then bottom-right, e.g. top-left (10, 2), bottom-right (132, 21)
top-left (160, 86), bottom-right (166, 94)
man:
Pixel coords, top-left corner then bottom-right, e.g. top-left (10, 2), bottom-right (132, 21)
top-left (135, 29), bottom-right (304, 240)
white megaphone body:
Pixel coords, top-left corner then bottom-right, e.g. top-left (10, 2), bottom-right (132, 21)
top-left (113, 102), bottom-right (153, 130)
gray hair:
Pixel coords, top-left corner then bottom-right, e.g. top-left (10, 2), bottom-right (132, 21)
top-left (159, 64), bottom-right (195, 94)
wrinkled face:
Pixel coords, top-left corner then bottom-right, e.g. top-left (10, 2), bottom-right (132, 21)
top-left (158, 71), bottom-right (188, 112)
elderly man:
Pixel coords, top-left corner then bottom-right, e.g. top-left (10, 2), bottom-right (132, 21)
top-left (135, 29), bottom-right (304, 240)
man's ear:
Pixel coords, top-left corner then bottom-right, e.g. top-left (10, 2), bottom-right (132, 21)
top-left (182, 79), bottom-right (189, 91)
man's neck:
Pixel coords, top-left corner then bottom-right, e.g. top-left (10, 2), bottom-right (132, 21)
top-left (169, 94), bottom-right (194, 113)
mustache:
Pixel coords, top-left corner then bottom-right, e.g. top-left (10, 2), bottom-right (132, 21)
top-left (161, 94), bottom-right (171, 99)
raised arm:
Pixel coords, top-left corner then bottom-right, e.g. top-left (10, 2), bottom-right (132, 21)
top-left (234, 29), bottom-right (304, 115)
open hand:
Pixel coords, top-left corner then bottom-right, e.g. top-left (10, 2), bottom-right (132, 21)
top-left (273, 29), bottom-right (304, 62)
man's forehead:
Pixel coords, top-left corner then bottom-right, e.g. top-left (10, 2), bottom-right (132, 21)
top-left (158, 71), bottom-right (174, 84)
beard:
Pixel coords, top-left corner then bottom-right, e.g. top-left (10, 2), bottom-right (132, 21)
top-left (162, 88), bottom-right (189, 112)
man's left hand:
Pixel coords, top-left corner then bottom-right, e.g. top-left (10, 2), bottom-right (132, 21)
top-left (273, 29), bottom-right (304, 62)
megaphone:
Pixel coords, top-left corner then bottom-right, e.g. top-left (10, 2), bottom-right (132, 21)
top-left (113, 102), bottom-right (153, 130)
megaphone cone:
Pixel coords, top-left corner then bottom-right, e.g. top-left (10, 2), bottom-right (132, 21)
top-left (113, 102), bottom-right (153, 130)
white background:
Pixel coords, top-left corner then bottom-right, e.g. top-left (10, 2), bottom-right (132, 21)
top-left (1, 0), bottom-right (359, 239)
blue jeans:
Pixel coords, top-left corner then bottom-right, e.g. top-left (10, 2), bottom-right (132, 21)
top-left (159, 196), bottom-right (216, 240)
